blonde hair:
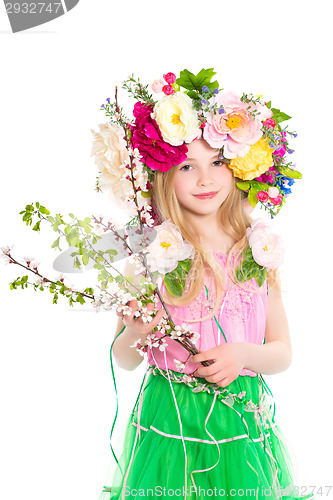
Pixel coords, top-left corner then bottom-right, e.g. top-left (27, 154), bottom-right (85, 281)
top-left (151, 165), bottom-right (280, 322)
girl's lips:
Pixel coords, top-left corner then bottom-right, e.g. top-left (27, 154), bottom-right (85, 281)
top-left (193, 191), bottom-right (218, 199)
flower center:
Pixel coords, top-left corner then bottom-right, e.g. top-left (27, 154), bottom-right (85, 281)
top-left (171, 114), bottom-right (182, 126)
top-left (262, 245), bottom-right (268, 252)
top-left (152, 139), bottom-right (157, 147)
top-left (226, 115), bottom-right (241, 130)
top-left (160, 241), bottom-right (171, 251)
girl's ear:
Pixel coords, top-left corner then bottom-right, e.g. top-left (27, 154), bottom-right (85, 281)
top-left (243, 197), bottom-right (255, 215)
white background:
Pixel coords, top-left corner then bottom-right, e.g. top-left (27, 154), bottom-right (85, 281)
top-left (0, 0), bottom-right (332, 499)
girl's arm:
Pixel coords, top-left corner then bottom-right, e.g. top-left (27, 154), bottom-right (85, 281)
top-left (241, 277), bottom-right (292, 375)
top-left (191, 274), bottom-right (292, 386)
top-left (112, 259), bottom-right (165, 371)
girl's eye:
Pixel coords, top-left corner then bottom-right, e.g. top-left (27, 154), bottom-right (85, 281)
top-left (213, 160), bottom-right (224, 166)
top-left (180, 164), bottom-right (193, 171)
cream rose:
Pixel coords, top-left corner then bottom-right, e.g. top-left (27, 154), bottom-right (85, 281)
top-left (91, 123), bottom-right (148, 214)
top-left (246, 219), bottom-right (284, 270)
top-left (145, 220), bottom-right (195, 274)
top-left (151, 92), bottom-right (201, 146)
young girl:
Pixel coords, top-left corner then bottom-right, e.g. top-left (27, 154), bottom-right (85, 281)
top-left (95, 71), bottom-right (314, 500)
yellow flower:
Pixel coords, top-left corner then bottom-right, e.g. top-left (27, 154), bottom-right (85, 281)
top-left (229, 137), bottom-right (274, 180)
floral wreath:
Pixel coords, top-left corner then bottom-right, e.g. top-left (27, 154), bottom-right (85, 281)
top-left (92, 68), bottom-right (301, 220)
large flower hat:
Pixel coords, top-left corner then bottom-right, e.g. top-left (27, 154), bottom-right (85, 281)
top-left (91, 68), bottom-right (301, 219)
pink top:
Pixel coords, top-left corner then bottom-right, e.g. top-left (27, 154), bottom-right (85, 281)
top-left (147, 251), bottom-right (268, 377)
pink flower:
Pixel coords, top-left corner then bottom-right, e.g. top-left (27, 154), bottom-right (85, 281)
top-left (151, 79), bottom-right (164, 93)
top-left (254, 166), bottom-right (278, 184)
top-left (130, 101), bottom-right (187, 172)
top-left (270, 195), bottom-right (283, 206)
top-left (163, 72), bottom-right (177, 84)
top-left (203, 90), bottom-right (272, 158)
top-left (267, 187), bottom-right (279, 198)
top-left (263, 118), bottom-right (276, 129)
top-left (257, 190), bottom-right (269, 202)
top-left (162, 84), bottom-right (175, 96)
top-left (247, 218), bottom-right (284, 270)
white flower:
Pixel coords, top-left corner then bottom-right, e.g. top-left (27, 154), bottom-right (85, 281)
top-left (130, 339), bottom-right (147, 356)
top-left (145, 220), bottom-right (195, 274)
top-left (91, 123), bottom-right (148, 214)
top-left (246, 218), bottom-right (284, 270)
top-left (174, 359), bottom-right (186, 371)
top-left (1, 245), bottom-right (13, 256)
top-left (152, 92), bottom-right (201, 146)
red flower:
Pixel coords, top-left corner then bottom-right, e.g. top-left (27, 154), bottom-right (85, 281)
top-left (162, 84), bottom-right (175, 96)
top-left (257, 190), bottom-right (269, 202)
top-left (163, 72), bottom-right (176, 84)
top-left (131, 101), bottom-right (187, 172)
top-left (263, 118), bottom-right (276, 129)
top-left (270, 194), bottom-right (283, 206)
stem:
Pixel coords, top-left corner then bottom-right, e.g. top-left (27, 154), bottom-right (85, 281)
top-left (7, 253), bottom-right (94, 300)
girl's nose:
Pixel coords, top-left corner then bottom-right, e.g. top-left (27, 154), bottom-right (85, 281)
top-left (198, 169), bottom-right (214, 186)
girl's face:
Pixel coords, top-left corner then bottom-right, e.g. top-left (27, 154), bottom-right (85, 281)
top-left (173, 138), bottom-right (234, 217)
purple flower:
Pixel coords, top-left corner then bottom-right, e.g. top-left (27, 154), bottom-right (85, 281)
top-left (218, 107), bottom-right (225, 114)
top-left (213, 89), bottom-right (219, 94)
top-left (201, 99), bottom-right (207, 105)
top-left (131, 102), bottom-right (188, 172)
top-left (202, 86), bottom-right (209, 92)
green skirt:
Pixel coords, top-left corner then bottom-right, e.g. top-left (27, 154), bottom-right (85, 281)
top-left (99, 365), bottom-right (314, 500)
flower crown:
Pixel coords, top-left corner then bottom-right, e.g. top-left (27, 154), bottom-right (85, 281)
top-left (91, 68), bottom-right (301, 219)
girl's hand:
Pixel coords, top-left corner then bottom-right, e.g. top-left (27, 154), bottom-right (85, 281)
top-left (191, 343), bottom-right (246, 388)
top-left (116, 299), bottom-right (165, 343)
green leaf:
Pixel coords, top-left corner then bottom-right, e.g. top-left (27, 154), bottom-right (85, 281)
top-left (178, 258), bottom-right (192, 274)
top-left (256, 267), bottom-right (267, 287)
top-left (140, 190), bottom-right (152, 198)
top-left (270, 107), bottom-right (291, 125)
top-left (51, 236), bottom-right (61, 250)
top-left (163, 272), bottom-right (183, 298)
top-left (39, 205), bottom-right (50, 215)
top-left (275, 164), bottom-right (302, 179)
top-left (186, 90), bottom-right (199, 99)
top-left (176, 68), bottom-right (219, 92)
top-left (236, 181), bottom-right (250, 191)
top-left (82, 253), bottom-right (89, 266)
top-left (248, 187), bottom-right (259, 208)
top-left (76, 294), bottom-right (85, 305)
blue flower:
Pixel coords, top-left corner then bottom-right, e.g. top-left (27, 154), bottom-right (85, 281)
top-left (201, 99), bottom-right (207, 105)
top-left (218, 107), bottom-right (225, 114)
top-left (106, 98), bottom-right (111, 103)
top-left (202, 85), bottom-right (209, 92)
top-left (276, 174), bottom-right (295, 196)
top-left (213, 88), bottom-right (219, 94)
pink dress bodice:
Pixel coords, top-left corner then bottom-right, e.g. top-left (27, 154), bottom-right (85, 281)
top-left (147, 251), bottom-right (268, 377)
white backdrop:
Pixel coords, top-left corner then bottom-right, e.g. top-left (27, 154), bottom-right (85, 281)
top-left (0, 1), bottom-right (332, 499)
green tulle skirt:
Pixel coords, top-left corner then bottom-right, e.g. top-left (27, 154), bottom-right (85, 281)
top-left (99, 365), bottom-right (314, 500)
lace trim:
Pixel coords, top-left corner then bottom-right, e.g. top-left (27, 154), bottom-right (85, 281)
top-left (147, 365), bottom-right (271, 430)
